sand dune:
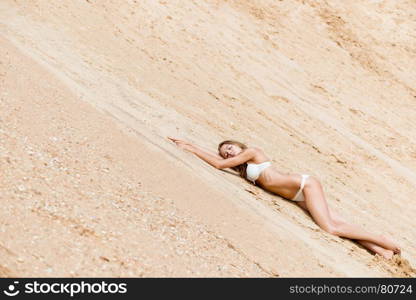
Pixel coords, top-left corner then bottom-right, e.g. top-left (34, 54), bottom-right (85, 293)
top-left (0, 0), bottom-right (415, 277)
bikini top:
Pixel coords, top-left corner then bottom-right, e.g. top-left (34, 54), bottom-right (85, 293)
top-left (246, 161), bottom-right (272, 184)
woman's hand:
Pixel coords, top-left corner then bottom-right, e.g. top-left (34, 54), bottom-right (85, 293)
top-left (167, 136), bottom-right (195, 153)
top-left (167, 137), bottom-right (192, 145)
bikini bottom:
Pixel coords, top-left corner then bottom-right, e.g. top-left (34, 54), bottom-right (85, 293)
top-left (291, 174), bottom-right (310, 202)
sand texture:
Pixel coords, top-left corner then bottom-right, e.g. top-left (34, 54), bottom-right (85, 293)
top-left (0, 0), bottom-right (415, 277)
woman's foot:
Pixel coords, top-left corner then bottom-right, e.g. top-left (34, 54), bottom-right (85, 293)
top-left (376, 248), bottom-right (394, 259)
top-left (357, 239), bottom-right (395, 259)
top-left (380, 235), bottom-right (401, 255)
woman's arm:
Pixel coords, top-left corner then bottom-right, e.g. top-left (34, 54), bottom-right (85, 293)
top-left (193, 144), bottom-right (224, 159)
top-left (191, 144), bottom-right (224, 169)
top-left (192, 146), bottom-right (255, 169)
top-left (215, 148), bottom-right (255, 169)
top-left (167, 136), bottom-right (255, 169)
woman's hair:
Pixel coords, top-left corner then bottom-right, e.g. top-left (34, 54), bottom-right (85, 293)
top-left (218, 140), bottom-right (248, 179)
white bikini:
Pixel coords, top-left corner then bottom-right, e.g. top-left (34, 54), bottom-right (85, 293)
top-left (246, 161), bottom-right (309, 202)
top-left (291, 174), bottom-right (310, 202)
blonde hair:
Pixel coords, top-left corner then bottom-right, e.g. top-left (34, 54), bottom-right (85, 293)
top-left (218, 140), bottom-right (248, 179)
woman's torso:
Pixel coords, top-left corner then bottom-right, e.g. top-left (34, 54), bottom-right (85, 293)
top-left (247, 147), bottom-right (305, 200)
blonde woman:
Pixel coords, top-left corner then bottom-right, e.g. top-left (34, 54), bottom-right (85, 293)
top-left (168, 136), bottom-right (401, 259)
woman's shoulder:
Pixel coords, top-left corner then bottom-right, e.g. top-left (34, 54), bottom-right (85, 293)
top-left (246, 146), bottom-right (270, 162)
top-left (242, 146), bottom-right (260, 154)
top-left (244, 147), bottom-right (265, 159)
top-left (247, 146), bottom-right (263, 154)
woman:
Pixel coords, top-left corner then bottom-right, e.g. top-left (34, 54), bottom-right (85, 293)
top-left (168, 136), bottom-right (401, 259)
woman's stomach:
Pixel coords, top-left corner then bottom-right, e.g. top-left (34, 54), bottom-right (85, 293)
top-left (257, 169), bottom-right (302, 199)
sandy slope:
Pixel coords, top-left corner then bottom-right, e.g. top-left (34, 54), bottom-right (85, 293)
top-left (0, 0), bottom-right (415, 277)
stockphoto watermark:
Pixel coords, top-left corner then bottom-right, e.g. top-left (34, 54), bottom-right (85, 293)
top-left (2, 280), bottom-right (127, 297)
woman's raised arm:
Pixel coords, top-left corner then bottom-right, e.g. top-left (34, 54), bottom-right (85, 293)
top-left (168, 137), bottom-right (255, 169)
top-left (191, 144), bottom-right (224, 169)
top-left (168, 136), bottom-right (223, 168)
top-left (192, 146), bottom-right (255, 169)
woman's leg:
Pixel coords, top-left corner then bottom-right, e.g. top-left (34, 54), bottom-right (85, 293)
top-left (355, 240), bottom-right (394, 259)
top-left (329, 207), bottom-right (395, 259)
top-left (296, 201), bottom-right (394, 258)
top-left (300, 176), bottom-right (401, 254)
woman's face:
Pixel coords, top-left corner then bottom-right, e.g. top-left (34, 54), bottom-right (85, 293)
top-left (220, 143), bottom-right (242, 158)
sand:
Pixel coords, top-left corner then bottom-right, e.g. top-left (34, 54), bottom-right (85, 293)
top-left (0, 0), bottom-right (415, 277)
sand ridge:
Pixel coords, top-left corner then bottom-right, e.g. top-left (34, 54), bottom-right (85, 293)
top-left (0, 0), bottom-right (415, 277)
